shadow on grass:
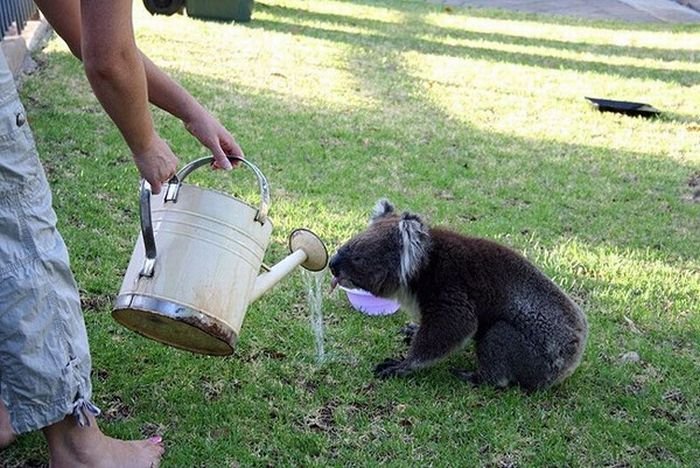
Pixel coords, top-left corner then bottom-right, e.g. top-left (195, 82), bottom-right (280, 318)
top-left (252, 2), bottom-right (700, 86)
top-left (25, 53), bottom-right (700, 320)
top-left (245, 22), bottom-right (698, 86)
top-left (258, 2), bottom-right (700, 61)
top-left (26, 50), bottom-right (700, 267)
top-left (318, 0), bottom-right (700, 31)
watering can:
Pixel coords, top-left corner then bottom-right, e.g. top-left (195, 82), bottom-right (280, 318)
top-left (112, 156), bottom-right (328, 356)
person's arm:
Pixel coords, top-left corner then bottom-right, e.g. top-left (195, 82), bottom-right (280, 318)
top-left (80, 1), bottom-right (155, 153)
top-left (35, 0), bottom-right (243, 183)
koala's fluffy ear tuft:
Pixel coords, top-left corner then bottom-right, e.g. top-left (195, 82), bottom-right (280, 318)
top-left (370, 198), bottom-right (395, 224)
top-left (398, 212), bottom-right (430, 284)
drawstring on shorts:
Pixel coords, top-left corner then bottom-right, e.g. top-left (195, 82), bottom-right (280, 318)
top-left (71, 398), bottom-right (101, 427)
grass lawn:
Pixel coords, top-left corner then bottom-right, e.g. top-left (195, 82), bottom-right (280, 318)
top-left (4, 0), bottom-right (699, 466)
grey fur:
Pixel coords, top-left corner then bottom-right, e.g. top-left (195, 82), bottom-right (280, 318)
top-left (397, 213), bottom-right (430, 286)
top-left (329, 200), bottom-right (588, 391)
top-left (370, 198), bottom-right (395, 225)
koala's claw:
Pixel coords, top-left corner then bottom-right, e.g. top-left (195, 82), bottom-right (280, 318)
top-left (399, 323), bottom-right (419, 345)
top-left (374, 358), bottom-right (406, 379)
top-left (451, 368), bottom-right (481, 386)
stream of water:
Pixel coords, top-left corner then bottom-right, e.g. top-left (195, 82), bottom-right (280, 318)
top-left (302, 269), bottom-right (326, 365)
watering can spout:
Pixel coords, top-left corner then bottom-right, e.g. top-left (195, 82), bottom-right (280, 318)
top-left (250, 229), bottom-right (329, 303)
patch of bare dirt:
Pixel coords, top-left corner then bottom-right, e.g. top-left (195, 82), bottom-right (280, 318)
top-left (80, 292), bottom-right (113, 313)
top-left (682, 171), bottom-right (700, 203)
top-left (305, 399), bottom-right (338, 433)
top-left (101, 395), bottom-right (132, 422)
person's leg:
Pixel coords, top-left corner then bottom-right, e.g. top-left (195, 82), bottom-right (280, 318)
top-left (3, 397), bottom-right (162, 467)
top-left (0, 150), bottom-right (167, 468)
top-left (0, 400), bottom-right (15, 448)
top-left (43, 413), bottom-right (163, 468)
top-left (0, 51), bottom-right (164, 466)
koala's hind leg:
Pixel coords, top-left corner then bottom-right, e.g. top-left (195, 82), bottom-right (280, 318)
top-left (460, 321), bottom-right (550, 391)
top-left (375, 308), bottom-right (477, 379)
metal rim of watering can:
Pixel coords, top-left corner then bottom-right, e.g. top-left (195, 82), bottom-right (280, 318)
top-left (137, 156), bottom-right (271, 277)
top-left (112, 293), bottom-right (236, 356)
top-left (288, 228), bottom-right (329, 272)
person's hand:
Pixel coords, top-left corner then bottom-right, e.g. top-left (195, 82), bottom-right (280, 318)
top-left (132, 135), bottom-right (179, 195)
top-left (184, 107), bottom-right (244, 170)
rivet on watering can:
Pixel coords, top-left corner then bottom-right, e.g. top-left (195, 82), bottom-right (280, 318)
top-left (16, 112), bottom-right (25, 127)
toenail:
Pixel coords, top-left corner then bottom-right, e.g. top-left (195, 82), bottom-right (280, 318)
top-left (149, 435), bottom-right (162, 444)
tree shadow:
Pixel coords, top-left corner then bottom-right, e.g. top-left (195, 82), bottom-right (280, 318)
top-left (171, 76), bottom-right (699, 264)
top-left (247, 6), bottom-right (700, 86)
top-left (26, 44), bottom-right (699, 265)
top-left (316, 0), bottom-right (700, 31)
top-left (256, 2), bottom-right (700, 64)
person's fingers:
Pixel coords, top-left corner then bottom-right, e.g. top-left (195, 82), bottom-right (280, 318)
top-left (226, 142), bottom-right (243, 168)
top-left (230, 140), bottom-right (244, 159)
top-left (221, 134), bottom-right (244, 168)
top-left (223, 134), bottom-right (244, 158)
top-left (212, 126), bottom-right (240, 156)
top-left (210, 143), bottom-right (233, 170)
top-left (150, 179), bottom-right (162, 195)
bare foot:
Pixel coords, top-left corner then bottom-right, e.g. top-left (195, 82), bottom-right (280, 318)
top-left (44, 413), bottom-right (164, 468)
top-left (0, 400), bottom-right (17, 449)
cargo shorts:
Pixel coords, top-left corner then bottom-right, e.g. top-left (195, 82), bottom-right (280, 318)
top-left (0, 53), bottom-right (99, 434)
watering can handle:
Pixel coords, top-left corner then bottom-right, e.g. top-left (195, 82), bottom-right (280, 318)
top-left (168, 156), bottom-right (270, 223)
top-left (137, 156), bottom-right (270, 277)
top-left (139, 179), bottom-right (158, 277)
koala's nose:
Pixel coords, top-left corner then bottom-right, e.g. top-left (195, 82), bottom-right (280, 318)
top-left (329, 254), bottom-right (341, 275)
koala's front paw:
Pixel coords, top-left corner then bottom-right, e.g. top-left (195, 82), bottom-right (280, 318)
top-left (374, 357), bottom-right (410, 379)
top-left (399, 323), bottom-right (419, 346)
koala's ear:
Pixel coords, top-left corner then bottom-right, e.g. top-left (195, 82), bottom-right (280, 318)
top-left (370, 198), bottom-right (395, 224)
top-left (398, 212), bottom-right (430, 284)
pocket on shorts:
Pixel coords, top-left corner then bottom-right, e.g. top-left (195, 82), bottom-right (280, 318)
top-left (0, 101), bottom-right (57, 276)
top-left (0, 101), bottom-right (40, 203)
top-left (0, 177), bottom-right (58, 277)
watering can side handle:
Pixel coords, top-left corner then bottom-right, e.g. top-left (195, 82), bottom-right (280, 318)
top-left (139, 180), bottom-right (157, 277)
top-left (170, 156), bottom-right (270, 224)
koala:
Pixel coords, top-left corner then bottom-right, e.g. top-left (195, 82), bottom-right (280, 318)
top-left (329, 199), bottom-right (588, 391)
